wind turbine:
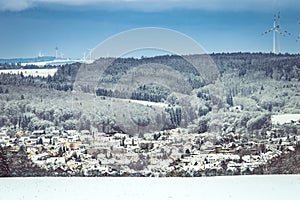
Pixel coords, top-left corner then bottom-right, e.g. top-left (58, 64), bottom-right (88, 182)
top-left (83, 51), bottom-right (86, 61)
top-left (87, 48), bottom-right (93, 60)
top-left (262, 12), bottom-right (291, 54)
top-left (82, 48), bottom-right (94, 64)
top-left (297, 18), bottom-right (300, 42)
top-left (55, 46), bottom-right (59, 58)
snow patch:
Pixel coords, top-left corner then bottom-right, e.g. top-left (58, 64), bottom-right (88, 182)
top-left (271, 114), bottom-right (300, 125)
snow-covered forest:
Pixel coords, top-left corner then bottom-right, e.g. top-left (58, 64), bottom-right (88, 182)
top-left (0, 53), bottom-right (299, 134)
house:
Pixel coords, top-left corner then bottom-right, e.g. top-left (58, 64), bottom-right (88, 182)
top-left (80, 130), bottom-right (90, 135)
top-left (44, 133), bottom-right (54, 138)
top-left (0, 136), bottom-right (10, 144)
top-left (66, 130), bottom-right (77, 136)
top-left (113, 133), bottom-right (128, 140)
top-left (112, 146), bottom-right (127, 154)
top-left (0, 127), bottom-right (8, 134)
top-left (17, 131), bottom-right (25, 137)
top-left (79, 135), bottom-right (93, 143)
top-left (46, 157), bottom-right (66, 166)
top-left (67, 135), bottom-right (80, 142)
top-left (52, 130), bottom-right (60, 135)
top-left (256, 143), bottom-right (266, 153)
top-left (66, 160), bottom-right (80, 171)
top-left (63, 141), bottom-right (81, 150)
top-left (20, 136), bottom-right (30, 144)
top-left (26, 146), bottom-right (39, 155)
top-left (10, 146), bottom-right (20, 152)
top-left (32, 130), bottom-right (46, 136)
top-left (0, 132), bottom-right (7, 139)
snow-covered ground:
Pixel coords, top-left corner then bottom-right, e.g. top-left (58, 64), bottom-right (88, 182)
top-left (0, 175), bottom-right (299, 200)
top-left (0, 68), bottom-right (58, 77)
top-left (20, 59), bottom-right (86, 67)
top-left (271, 114), bottom-right (300, 125)
top-left (121, 98), bottom-right (168, 108)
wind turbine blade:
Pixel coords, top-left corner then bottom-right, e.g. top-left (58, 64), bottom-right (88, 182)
top-left (262, 27), bottom-right (275, 35)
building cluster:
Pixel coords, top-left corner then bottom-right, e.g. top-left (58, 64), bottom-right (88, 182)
top-left (0, 114), bottom-right (300, 176)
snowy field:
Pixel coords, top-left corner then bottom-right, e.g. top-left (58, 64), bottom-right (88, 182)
top-left (271, 114), bottom-right (300, 125)
top-left (120, 98), bottom-right (168, 108)
top-left (19, 59), bottom-right (85, 67)
top-left (0, 175), bottom-right (299, 200)
top-left (0, 68), bottom-right (58, 77)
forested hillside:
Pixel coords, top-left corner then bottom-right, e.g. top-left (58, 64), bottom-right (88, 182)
top-left (0, 53), bottom-right (299, 135)
top-left (1, 52), bottom-right (300, 176)
top-left (0, 62), bottom-right (81, 91)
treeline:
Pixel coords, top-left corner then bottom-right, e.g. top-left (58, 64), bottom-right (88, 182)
top-left (0, 98), bottom-right (115, 133)
top-left (211, 53), bottom-right (300, 81)
top-left (2, 53), bottom-right (299, 95)
top-left (131, 84), bottom-right (170, 103)
top-left (0, 146), bottom-right (75, 177)
top-left (100, 55), bottom-right (200, 84)
top-left (165, 106), bottom-right (182, 129)
top-left (96, 84), bottom-right (171, 103)
top-left (0, 63), bottom-right (56, 70)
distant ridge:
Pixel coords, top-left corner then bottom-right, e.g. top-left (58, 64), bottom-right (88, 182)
top-left (0, 56), bottom-right (85, 67)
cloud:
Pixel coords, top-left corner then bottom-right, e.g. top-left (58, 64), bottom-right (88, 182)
top-left (0, 0), bottom-right (299, 12)
top-left (0, 0), bottom-right (31, 11)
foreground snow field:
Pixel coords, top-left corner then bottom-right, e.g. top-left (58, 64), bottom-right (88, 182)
top-left (0, 175), bottom-right (299, 200)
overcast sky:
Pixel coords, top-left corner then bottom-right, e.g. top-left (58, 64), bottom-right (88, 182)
top-left (0, 0), bottom-right (299, 58)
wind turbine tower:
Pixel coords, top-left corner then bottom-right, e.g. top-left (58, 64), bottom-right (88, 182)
top-left (262, 12), bottom-right (291, 54)
top-left (83, 51), bottom-right (86, 61)
top-left (297, 18), bottom-right (300, 42)
top-left (273, 14), bottom-right (277, 53)
top-left (87, 48), bottom-right (92, 60)
top-left (55, 46), bottom-right (59, 58)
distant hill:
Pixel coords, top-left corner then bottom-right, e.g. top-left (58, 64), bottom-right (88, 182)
top-left (0, 52), bottom-right (299, 134)
top-left (0, 56), bottom-right (83, 68)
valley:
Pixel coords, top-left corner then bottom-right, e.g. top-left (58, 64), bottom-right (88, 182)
top-left (0, 52), bottom-right (300, 176)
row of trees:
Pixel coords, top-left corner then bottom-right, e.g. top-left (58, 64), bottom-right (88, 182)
top-left (212, 53), bottom-right (300, 81)
top-left (130, 84), bottom-right (170, 103)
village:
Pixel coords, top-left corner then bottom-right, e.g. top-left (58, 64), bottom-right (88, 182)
top-left (0, 114), bottom-right (300, 177)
